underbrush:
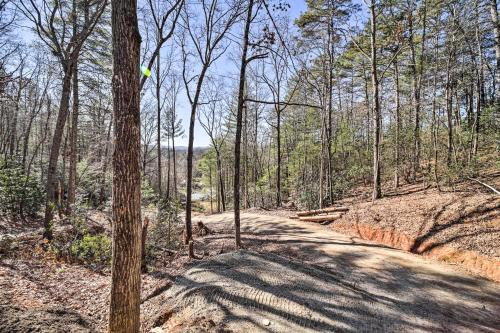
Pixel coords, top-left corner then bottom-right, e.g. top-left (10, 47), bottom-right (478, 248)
top-left (49, 214), bottom-right (111, 270)
top-left (144, 198), bottom-right (183, 269)
top-left (0, 158), bottom-right (44, 217)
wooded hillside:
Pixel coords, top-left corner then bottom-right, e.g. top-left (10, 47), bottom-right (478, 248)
top-left (1, 0), bottom-right (499, 331)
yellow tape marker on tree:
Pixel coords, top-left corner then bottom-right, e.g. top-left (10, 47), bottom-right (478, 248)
top-left (141, 65), bottom-right (151, 77)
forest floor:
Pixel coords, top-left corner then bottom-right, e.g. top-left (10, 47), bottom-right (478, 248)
top-left (0, 176), bottom-right (499, 332)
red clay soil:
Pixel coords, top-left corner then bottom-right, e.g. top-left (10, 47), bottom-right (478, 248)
top-left (331, 182), bottom-right (500, 282)
top-left (343, 223), bottom-right (499, 282)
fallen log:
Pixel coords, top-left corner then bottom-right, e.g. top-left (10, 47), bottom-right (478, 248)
top-left (467, 177), bottom-right (500, 195)
top-left (298, 213), bottom-right (343, 223)
top-left (288, 215), bottom-right (299, 219)
top-left (296, 206), bottom-right (349, 217)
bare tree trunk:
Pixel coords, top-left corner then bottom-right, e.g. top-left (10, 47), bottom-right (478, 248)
top-left (209, 163), bottom-right (213, 213)
top-left (216, 151), bottom-right (226, 211)
top-left (43, 66), bottom-right (74, 240)
top-left (67, 62), bottom-right (79, 214)
top-left (166, 136), bottom-right (171, 198)
top-left (156, 37), bottom-right (162, 196)
top-left (276, 108), bottom-right (281, 207)
top-left (99, 115), bottom-right (113, 206)
top-left (488, 0), bottom-right (500, 152)
top-left (234, 0), bottom-right (254, 248)
top-left (319, 111), bottom-right (325, 208)
top-left (216, 158), bottom-right (220, 212)
top-left (431, 68), bottom-right (440, 190)
top-left (108, 0), bottom-right (142, 330)
top-left (362, 59), bottom-right (371, 150)
top-left (445, 55), bottom-right (454, 167)
top-left (473, 24), bottom-right (484, 156)
top-left (9, 69), bottom-right (23, 158)
top-left (490, 0), bottom-right (500, 105)
top-left (185, 65), bottom-right (208, 247)
top-left (253, 106), bottom-right (258, 208)
top-left (243, 104), bottom-right (250, 209)
top-left (172, 122), bottom-right (177, 198)
top-left (141, 217), bottom-right (149, 273)
top-left (394, 61), bottom-right (400, 189)
top-left (370, 0), bottom-right (381, 201)
top-left (327, 16), bottom-right (334, 204)
top-left (67, 0), bottom-right (81, 214)
top-left (409, 0), bottom-right (427, 180)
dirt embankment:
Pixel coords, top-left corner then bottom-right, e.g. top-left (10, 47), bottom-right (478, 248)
top-left (331, 185), bottom-right (500, 282)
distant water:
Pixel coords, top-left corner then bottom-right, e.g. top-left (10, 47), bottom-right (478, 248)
top-left (192, 192), bottom-right (204, 201)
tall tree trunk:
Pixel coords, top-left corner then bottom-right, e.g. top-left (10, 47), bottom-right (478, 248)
top-left (370, 0), bottom-right (381, 201)
top-left (490, 0), bottom-right (500, 105)
top-left (243, 102), bottom-right (249, 208)
top-left (99, 115), bottom-right (113, 206)
top-left (473, 9), bottom-right (484, 156)
top-left (43, 64), bottom-right (74, 240)
top-left (431, 44), bottom-right (440, 190)
top-left (108, 0), bottom-right (142, 330)
top-left (67, 0), bottom-right (80, 214)
top-left (216, 151), bottom-right (226, 211)
top-left (209, 163), bottom-right (213, 213)
top-left (488, 0), bottom-right (500, 152)
top-left (253, 105), bottom-right (258, 207)
top-left (171, 117), bottom-right (177, 198)
top-left (185, 66), bottom-right (208, 247)
top-left (319, 111), bottom-right (325, 208)
top-left (67, 62), bottom-right (79, 214)
top-left (276, 108), bottom-right (281, 207)
top-left (216, 156), bottom-right (221, 212)
top-left (394, 61), bottom-right (400, 189)
top-left (327, 15), bottom-right (334, 204)
top-left (9, 74), bottom-right (23, 158)
top-left (409, 0), bottom-right (427, 180)
top-left (362, 59), bottom-right (371, 150)
top-left (156, 38), bottom-right (162, 196)
top-left (166, 135), bottom-right (171, 198)
top-left (445, 55), bottom-right (454, 167)
top-left (233, 0), bottom-right (254, 248)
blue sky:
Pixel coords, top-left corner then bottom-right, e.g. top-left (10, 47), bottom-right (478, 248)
top-left (173, 0), bottom-right (307, 147)
top-left (15, 0), bottom-right (308, 148)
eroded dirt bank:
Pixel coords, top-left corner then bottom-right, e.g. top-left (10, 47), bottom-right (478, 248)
top-left (326, 184), bottom-right (500, 282)
top-left (332, 222), bottom-right (500, 282)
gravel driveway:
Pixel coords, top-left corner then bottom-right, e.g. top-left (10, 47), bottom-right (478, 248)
top-left (163, 213), bottom-right (500, 332)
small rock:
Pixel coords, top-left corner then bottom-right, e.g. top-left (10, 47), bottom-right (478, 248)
top-left (262, 319), bottom-right (270, 326)
top-left (0, 234), bottom-right (15, 254)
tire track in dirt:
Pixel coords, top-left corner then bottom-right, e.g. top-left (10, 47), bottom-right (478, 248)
top-left (158, 213), bottom-right (500, 333)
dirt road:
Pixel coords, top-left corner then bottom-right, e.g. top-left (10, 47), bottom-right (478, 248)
top-left (164, 212), bottom-right (500, 332)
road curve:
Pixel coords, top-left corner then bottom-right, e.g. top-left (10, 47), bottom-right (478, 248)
top-left (195, 212), bottom-right (500, 332)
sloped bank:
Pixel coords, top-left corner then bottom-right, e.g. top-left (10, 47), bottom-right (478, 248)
top-left (333, 222), bottom-right (500, 282)
top-left (332, 188), bottom-right (500, 282)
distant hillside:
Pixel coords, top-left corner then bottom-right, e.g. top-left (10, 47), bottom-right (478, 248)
top-left (151, 145), bottom-right (210, 153)
top-left (172, 146), bottom-right (210, 153)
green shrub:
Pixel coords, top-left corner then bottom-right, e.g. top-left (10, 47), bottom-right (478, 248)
top-left (142, 177), bottom-right (157, 207)
top-left (150, 197), bottom-right (182, 250)
top-left (69, 233), bottom-right (111, 266)
top-left (49, 212), bottom-right (111, 268)
top-left (0, 159), bottom-right (43, 216)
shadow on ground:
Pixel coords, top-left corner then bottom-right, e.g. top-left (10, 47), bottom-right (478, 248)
top-left (158, 214), bottom-right (500, 333)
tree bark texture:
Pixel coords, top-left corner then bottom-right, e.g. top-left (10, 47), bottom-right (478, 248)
top-left (108, 0), bottom-right (142, 331)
